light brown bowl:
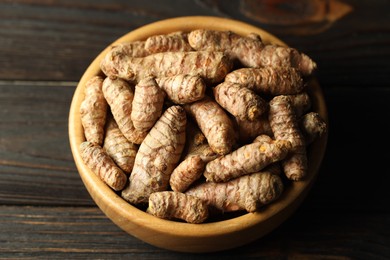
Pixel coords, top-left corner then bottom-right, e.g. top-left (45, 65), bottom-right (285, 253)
top-left (68, 16), bottom-right (328, 253)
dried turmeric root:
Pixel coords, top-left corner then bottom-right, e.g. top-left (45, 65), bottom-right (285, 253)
top-left (259, 44), bottom-right (317, 76)
top-left (224, 67), bottom-right (304, 95)
top-left (269, 95), bottom-right (307, 181)
top-left (100, 50), bottom-right (233, 83)
top-left (300, 112), bottom-right (327, 145)
top-left (103, 118), bottom-right (138, 174)
top-left (155, 74), bottom-right (206, 104)
top-left (80, 76), bottom-right (107, 145)
top-left (107, 41), bottom-right (149, 59)
top-left (169, 155), bottom-right (205, 192)
top-left (102, 77), bottom-right (147, 144)
top-left (213, 81), bottom-right (268, 121)
top-left (147, 191), bottom-right (209, 224)
top-left (288, 92), bottom-right (312, 117)
top-left (204, 138), bottom-right (291, 183)
top-left (145, 31), bottom-right (193, 53)
top-left (131, 77), bottom-right (166, 132)
top-left (188, 29), bottom-right (316, 75)
top-left (188, 29), bottom-right (264, 68)
top-left (186, 171), bottom-right (283, 213)
top-left (79, 141), bottom-right (127, 191)
top-left (185, 97), bottom-right (236, 155)
top-left (121, 106), bottom-right (187, 205)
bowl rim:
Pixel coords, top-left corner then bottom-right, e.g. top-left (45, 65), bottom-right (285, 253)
top-left (68, 15), bottom-right (328, 251)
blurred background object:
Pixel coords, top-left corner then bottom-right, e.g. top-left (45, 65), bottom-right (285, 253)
top-left (203, 0), bottom-right (352, 34)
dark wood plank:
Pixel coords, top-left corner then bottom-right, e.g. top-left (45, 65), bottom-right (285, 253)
top-left (0, 0), bottom-right (216, 81)
top-left (0, 81), bottom-right (93, 206)
top-left (0, 205), bottom-right (388, 259)
top-left (0, 0), bottom-right (389, 86)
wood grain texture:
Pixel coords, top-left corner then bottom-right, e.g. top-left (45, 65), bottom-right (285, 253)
top-left (0, 81), bottom-right (93, 206)
top-left (0, 205), bottom-right (388, 259)
top-left (0, 0), bottom-right (215, 81)
top-left (0, 0), bottom-right (388, 85)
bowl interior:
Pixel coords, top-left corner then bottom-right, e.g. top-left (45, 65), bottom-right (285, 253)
top-left (68, 16), bottom-right (328, 253)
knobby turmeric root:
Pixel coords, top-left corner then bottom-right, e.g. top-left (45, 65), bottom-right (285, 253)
top-left (155, 74), bottom-right (206, 104)
top-left (188, 29), bottom-right (316, 75)
top-left (121, 106), bottom-right (187, 205)
top-left (145, 31), bottom-right (193, 54)
top-left (288, 92), bottom-right (312, 117)
top-left (224, 67), bottom-right (304, 95)
top-left (80, 76), bottom-right (107, 145)
top-left (169, 155), bottom-right (205, 192)
top-left (213, 81), bottom-right (268, 121)
top-left (103, 118), bottom-right (138, 174)
top-left (269, 95), bottom-right (308, 181)
top-left (131, 77), bottom-right (166, 132)
top-left (186, 170), bottom-right (283, 213)
top-left (107, 41), bottom-right (150, 59)
top-left (147, 191), bottom-right (209, 224)
top-left (188, 29), bottom-right (264, 68)
top-left (234, 92), bottom-right (311, 143)
top-left (80, 141), bottom-right (127, 191)
top-left (185, 97), bottom-right (236, 155)
top-left (100, 50), bottom-right (233, 83)
top-left (259, 44), bottom-right (317, 76)
top-left (204, 138), bottom-right (292, 182)
top-left (102, 77), bottom-right (147, 144)
top-left (300, 112), bottom-right (327, 145)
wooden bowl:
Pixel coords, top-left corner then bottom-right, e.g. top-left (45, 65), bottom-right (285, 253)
top-left (68, 16), bottom-right (328, 253)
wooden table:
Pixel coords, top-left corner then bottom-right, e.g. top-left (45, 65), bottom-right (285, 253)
top-left (1, 1), bottom-right (389, 258)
